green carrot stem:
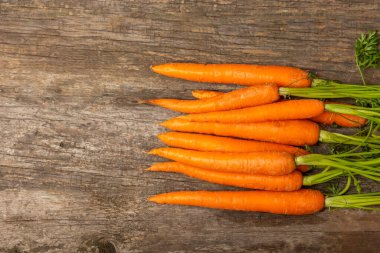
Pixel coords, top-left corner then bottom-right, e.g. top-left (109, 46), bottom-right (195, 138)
top-left (311, 79), bottom-right (380, 88)
top-left (337, 176), bottom-right (352, 195)
top-left (279, 79), bottom-right (380, 99)
top-left (296, 155), bottom-right (380, 181)
top-left (325, 103), bottom-right (380, 124)
top-left (323, 150), bottom-right (380, 158)
top-left (303, 169), bottom-right (346, 186)
top-left (325, 192), bottom-right (380, 210)
top-left (319, 130), bottom-right (380, 149)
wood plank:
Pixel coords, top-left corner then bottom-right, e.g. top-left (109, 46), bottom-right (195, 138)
top-left (0, 0), bottom-right (379, 252)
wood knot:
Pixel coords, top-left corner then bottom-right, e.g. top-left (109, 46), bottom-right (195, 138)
top-left (96, 239), bottom-right (117, 253)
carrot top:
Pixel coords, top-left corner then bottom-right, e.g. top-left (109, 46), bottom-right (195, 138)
top-left (279, 79), bottom-right (380, 103)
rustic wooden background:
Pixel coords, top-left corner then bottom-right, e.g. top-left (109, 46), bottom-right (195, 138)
top-left (0, 1), bottom-right (379, 252)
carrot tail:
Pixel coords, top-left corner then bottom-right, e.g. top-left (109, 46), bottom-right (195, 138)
top-left (148, 162), bottom-right (303, 191)
top-left (149, 189), bottom-right (325, 215)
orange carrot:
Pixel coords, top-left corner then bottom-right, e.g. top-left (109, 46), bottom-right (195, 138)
top-left (192, 90), bottom-right (223, 99)
top-left (192, 90), bottom-right (367, 127)
top-left (311, 112), bottom-right (367, 127)
top-left (149, 189), bottom-right (325, 215)
top-left (148, 162), bottom-right (303, 191)
top-left (177, 99), bottom-right (324, 123)
top-left (311, 101), bottom-right (368, 127)
top-left (146, 84), bottom-right (279, 113)
top-left (151, 63), bottom-right (311, 87)
top-left (158, 132), bottom-right (309, 155)
top-left (149, 148), bottom-right (296, 176)
top-left (158, 132), bottom-right (310, 172)
top-left (161, 119), bottom-right (320, 146)
top-left (296, 165), bottom-right (311, 173)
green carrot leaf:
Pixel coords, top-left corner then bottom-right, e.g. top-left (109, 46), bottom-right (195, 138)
top-left (355, 31), bottom-right (380, 84)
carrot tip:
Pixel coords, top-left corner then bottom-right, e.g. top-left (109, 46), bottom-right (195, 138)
top-left (159, 121), bottom-right (168, 127)
top-left (156, 133), bottom-right (167, 142)
top-left (148, 148), bottom-right (162, 155)
top-left (174, 115), bottom-right (186, 120)
top-left (148, 195), bottom-right (159, 203)
top-left (137, 99), bottom-right (149, 104)
top-left (149, 194), bottom-right (166, 204)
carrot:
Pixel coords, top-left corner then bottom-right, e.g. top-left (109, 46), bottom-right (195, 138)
top-left (151, 63), bottom-right (311, 87)
top-left (311, 101), bottom-right (368, 127)
top-left (148, 163), bottom-right (350, 190)
top-left (192, 90), bottom-right (367, 127)
top-left (161, 119), bottom-right (320, 146)
top-left (149, 148), bottom-right (296, 176)
top-left (148, 162), bottom-right (303, 191)
top-left (145, 84), bottom-right (279, 113)
top-left (192, 90), bottom-right (223, 99)
top-left (158, 132), bottom-right (309, 155)
top-left (177, 99), bottom-right (325, 123)
top-left (149, 189), bottom-right (325, 215)
top-left (311, 112), bottom-right (367, 127)
top-left (149, 190), bottom-right (380, 215)
top-left (158, 132), bottom-right (310, 172)
top-left (149, 147), bottom-right (379, 179)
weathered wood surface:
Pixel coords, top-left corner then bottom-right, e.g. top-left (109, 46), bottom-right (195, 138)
top-left (0, 0), bottom-right (379, 252)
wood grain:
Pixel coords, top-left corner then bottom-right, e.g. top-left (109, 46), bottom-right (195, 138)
top-left (0, 0), bottom-right (379, 252)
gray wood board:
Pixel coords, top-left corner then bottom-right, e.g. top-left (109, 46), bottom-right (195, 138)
top-left (0, 1), bottom-right (379, 252)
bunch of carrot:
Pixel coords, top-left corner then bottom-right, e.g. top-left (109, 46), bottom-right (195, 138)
top-left (145, 63), bottom-right (380, 215)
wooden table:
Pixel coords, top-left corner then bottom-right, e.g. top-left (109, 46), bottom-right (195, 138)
top-left (1, 1), bottom-right (379, 252)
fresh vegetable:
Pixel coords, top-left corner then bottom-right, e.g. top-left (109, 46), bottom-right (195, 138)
top-left (149, 147), bottom-right (380, 180)
top-left (148, 162), bottom-right (302, 191)
top-left (311, 111), bottom-right (367, 127)
top-left (158, 132), bottom-right (310, 172)
top-left (323, 103), bottom-right (380, 125)
top-left (161, 119), bottom-right (321, 146)
top-left (149, 84), bottom-right (378, 124)
top-left (148, 162), bottom-right (350, 191)
top-left (146, 34), bottom-right (380, 217)
top-left (149, 148), bottom-right (296, 176)
top-left (145, 84), bottom-right (279, 113)
top-left (192, 90), bottom-right (368, 127)
top-left (152, 63), bottom-right (380, 106)
top-left (177, 99), bottom-right (372, 124)
top-left (151, 63), bottom-right (311, 87)
top-left (149, 190), bottom-right (380, 215)
top-left (158, 132), bottom-right (309, 155)
top-left (177, 99), bottom-right (324, 123)
top-left (161, 119), bottom-right (380, 148)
